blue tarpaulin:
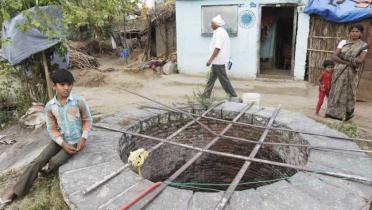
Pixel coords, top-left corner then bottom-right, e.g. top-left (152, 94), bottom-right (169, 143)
top-left (1, 6), bottom-right (67, 67)
top-left (304, 0), bottom-right (372, 23)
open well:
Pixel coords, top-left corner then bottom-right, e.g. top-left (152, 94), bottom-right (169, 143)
top-left (119, 109), bottom-right (309, 192)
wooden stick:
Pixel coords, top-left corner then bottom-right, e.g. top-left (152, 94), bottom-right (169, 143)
top-left (42, 52), bottom-right (53, 100)
top-left (307, 49), bottom-right (334, 53)
top-left (216, 106), bottom-right (281, 210)
top-left (309, 23), bottom-right (314, 83)
top-left (310, 36), bottom-right (341, 39)
top-left (82, 102), bottom-right (222, 195)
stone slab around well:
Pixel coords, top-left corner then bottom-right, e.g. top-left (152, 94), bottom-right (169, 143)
top-left (59, 102), bottom-right (372, 209)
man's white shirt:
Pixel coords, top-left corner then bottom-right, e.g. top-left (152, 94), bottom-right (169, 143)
top-left (209, 27), bottom-right (230, 65)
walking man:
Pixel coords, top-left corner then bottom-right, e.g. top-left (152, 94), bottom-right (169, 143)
top-left (203, 15), bottom-right (238, 99)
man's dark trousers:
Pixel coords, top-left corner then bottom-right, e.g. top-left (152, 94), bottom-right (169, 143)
top-left (203, 64), bottom-right (237, 98)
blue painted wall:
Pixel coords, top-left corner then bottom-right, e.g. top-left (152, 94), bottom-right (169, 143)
top-left (176, 0), bottom-right (309, 80)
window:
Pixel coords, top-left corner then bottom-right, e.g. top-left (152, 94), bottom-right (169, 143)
top-left (201, 5), bottom-right (238, 37)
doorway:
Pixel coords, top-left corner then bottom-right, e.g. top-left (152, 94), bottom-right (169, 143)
top-left (259, 6), bottom-right (297, 77)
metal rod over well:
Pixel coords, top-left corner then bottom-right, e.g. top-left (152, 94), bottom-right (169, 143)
top-left (83, 102), bottom-right (223, 194)
top-left (141, 105), bottom-right (372, 143)
top-left (215, 106), bottom-right (281, 210)
top-left (129, 104), bottom-right (254, 210)
top-left (93, 125), bottom-right (372, 186)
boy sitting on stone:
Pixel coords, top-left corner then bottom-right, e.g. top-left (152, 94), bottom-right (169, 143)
top-left (0, 70), bottom-right (92, 209)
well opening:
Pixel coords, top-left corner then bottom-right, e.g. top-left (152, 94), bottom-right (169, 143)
top-left (119, 111), bottom-right (309, 192)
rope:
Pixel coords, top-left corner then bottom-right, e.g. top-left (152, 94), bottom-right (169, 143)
top-left (165, 177), bottom-right (290, 187)
top-left (128, 148), bottom-right (149, 176)
top-left (163, 155), bottom-right (372, 191)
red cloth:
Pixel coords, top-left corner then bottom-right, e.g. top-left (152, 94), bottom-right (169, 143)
top-left (316, 90), bottom-right (327, 113)
top-left (318, 71), bottom-right (332, 94)
top-left (316, 70), bottom-right (332, 113)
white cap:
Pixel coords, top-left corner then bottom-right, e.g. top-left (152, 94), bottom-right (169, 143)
top-left (212, 15), bottom-right (225, 26)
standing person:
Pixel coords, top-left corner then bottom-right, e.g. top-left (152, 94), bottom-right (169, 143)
top-left (0, 70), bottom-right (92, 209)
top-left (316, 60), bottom-right (334, 115)
top-left (202, 15), bottom-right (238, 99)
top-left (326, 24), bottom-right (368, 120)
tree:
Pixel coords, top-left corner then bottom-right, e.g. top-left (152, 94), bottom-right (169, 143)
top-left (0, 0), bottom-right (140, 44)
top-left (0, 0), bottom-right (140, 117)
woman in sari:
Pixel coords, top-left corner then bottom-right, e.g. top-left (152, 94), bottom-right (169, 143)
top-left (326, 24), bottom-right (368, 121)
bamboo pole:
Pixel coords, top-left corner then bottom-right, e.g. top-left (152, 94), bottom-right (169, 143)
top-left (42, 52), bottom-right (53, 100)
top-left (216, 106), bottom-right (281, 210)
top-left (308, 18), bottom-right (314, 83)
top-left (82, 102), bottom-right (223, 195)
top-left (310, 36), bottom-right (341, 39)
top-left (307, 49), bottom-right (334, 53)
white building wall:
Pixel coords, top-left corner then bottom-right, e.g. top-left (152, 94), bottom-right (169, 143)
top-left (176, 0), bottom-right (310, 80)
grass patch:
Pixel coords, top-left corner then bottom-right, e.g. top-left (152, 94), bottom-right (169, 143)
top-left (326, 121), bottom-right (372, 157)
top-left (184, 70), bottom-right (225, 109)
top-left (0, 171), bottom-right (68, 210)
top-left (185, 89), bottom-right (213, 109)
top-left (336, 122), bottom-right (359, 138)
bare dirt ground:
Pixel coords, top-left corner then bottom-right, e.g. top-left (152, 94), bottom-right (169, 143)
top-left (1, 53), bottom-right (371, 209)
top-left (72, 54), bottom-right (372, 133)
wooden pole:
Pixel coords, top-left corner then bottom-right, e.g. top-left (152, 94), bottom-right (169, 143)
top-left (310, 35), bottom-right (342, 39)
top-left (42, 52), bottom-right (53, 100)
top-left (307, 49), bottom-right (334, 53)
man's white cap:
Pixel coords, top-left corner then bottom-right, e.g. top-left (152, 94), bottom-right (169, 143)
top-left (212, 15), bottom-right (225, 26)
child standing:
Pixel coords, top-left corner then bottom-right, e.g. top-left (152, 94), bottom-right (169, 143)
top-left (316, 60), bottom-right (335, 115)
top-left (0, 70), bottom-right (92, 209)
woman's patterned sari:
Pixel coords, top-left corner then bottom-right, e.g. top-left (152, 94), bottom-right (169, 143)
top-left (326, 39), bottom-right (368, 120)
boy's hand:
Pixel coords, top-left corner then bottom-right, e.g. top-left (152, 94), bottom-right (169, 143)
top-left (77, 137), bottom-right (86, 151)
top-left (62, 142), bottom-right (77, 155)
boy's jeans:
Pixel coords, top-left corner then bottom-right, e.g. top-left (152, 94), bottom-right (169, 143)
top-left (13, 141), bottom-right (72, 197)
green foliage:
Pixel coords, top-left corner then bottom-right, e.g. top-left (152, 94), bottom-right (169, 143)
top-left (0, 0), bottom-right (140, 125)
top-left (62, 0), bottom-right (139, 40)
top-left (337, 122), bottom-right (359, 138)
top-left (0, 62), bottom-right (17, 127)
top-left (0, 61), bottom-right (32, 127)
top-left (185, 70), bottom-right (223, 109)
top-left (0, 0), bottom-right (140, 46)
top-left (185, 88), bottom-right (211, 109)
